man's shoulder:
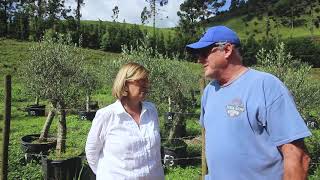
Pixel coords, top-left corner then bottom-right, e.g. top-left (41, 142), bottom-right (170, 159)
top-left (249, 69), bottom-right (283, 85)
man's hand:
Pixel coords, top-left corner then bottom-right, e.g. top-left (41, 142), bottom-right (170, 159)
top-left (279, 139), bottom-right (310, 180)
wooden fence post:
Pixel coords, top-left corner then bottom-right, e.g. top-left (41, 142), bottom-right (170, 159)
top-left (200, 76), bottom-right (207, 180)
top-left (1, 75), bottom-right (12, 180)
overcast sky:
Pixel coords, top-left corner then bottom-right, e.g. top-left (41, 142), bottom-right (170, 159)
top-left (66, 0), bottom-right (230, 28)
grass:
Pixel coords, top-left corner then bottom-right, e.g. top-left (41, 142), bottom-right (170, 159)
top-left (311, 68), bottom-right (320, 81)
top-left (5, 113), bottom-right (92, 179)
top-left (209, 15), bottom-right (320, 40)
top-left (81, 20), bottom-right (176, 40)
top-left (0, 38), bottom-right (203, 178)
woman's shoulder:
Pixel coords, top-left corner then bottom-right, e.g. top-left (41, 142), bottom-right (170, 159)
top-left (96, 101), bottom-right (119, 115)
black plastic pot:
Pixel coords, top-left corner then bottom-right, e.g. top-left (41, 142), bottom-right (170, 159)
top-left (21, 134), bottom-right (56, 163)
top-left (79, 153), bottom-right (96, 180)
top-left (89, 101), bottom-right (99, 110)
top-left (306, 115), bottom-right (319, 129)
top-left (41, 156), bottom-right (82, 180)
top-left (78, 110), bottom-right (97, 121)
top-left (25, 104), bottom-right (46, 116)
top-left (164, 112), bottom-right (186, 138)
top-left (162, 139), bottom-right (187, 167)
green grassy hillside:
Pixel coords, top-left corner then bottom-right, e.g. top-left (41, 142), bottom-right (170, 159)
top-left (81, 20), bottom-right (176, 39)
top-left (0, 38), bottom-right (119, 80)
top-left (207, 15), bottom-right (320, 40)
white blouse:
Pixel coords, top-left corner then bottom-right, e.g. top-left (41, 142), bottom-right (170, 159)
top-left (85, 100), bottom-right (164, 180)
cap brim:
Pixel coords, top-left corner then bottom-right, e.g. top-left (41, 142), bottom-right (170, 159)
top-left (186, 41), bottom-right (214, 54)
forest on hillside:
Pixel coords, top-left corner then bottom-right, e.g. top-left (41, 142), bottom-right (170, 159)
top-left (1, 0), bottom-right (320, 66)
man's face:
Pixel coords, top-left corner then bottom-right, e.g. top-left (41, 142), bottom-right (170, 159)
top-left (197, 44), bottom-right (228, 80)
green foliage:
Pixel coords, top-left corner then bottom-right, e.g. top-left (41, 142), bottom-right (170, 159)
top-left (309, 165), bottom-right (320, 180)
top-left (47, 116), bottom-right (92, 160)
top-left (305, 130), bottom-right (320, 176)
top-left (20, 34), bottom-right (86, 108)
top-left (79, 65), bottom-right (101, 97)
top-left (165, 166), bottom-right (201, 180)
top-left (104, 43), bottom-right (199, 114)
top-left (186, 118), bottom-right (202, 137)
top-left (256, 42), bottom-right (320, 116)
top-left (101, 24), bottom-right (144, 53)
top-left (7, 115), bottom-right (91, 179)
top-left (285, 37), bottom-right (320, 67)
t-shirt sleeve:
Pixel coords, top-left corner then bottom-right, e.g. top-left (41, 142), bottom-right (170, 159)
top-left (264, 81), bottom-right (311, 147)
top-left (199, 86), bottom-right (209, 127)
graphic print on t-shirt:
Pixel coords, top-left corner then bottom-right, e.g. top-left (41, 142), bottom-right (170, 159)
top-left (226, 98), bottom-right (245, 117)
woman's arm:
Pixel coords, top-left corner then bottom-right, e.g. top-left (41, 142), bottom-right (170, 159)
top-left (85, 109), bottom-right (109, 174)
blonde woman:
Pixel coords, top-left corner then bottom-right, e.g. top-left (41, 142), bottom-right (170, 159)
top-left (85, 62), bottom-right (164, 180)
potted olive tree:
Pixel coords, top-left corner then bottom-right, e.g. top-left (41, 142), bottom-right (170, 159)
top-left (25, 96), bottom-right (46, 116)
top-left (104, 43), bottom-right (199, 166)
top-left (78, 66), bottom-right (101, 121)
top-left (20, 34), bottom-right (88, 179)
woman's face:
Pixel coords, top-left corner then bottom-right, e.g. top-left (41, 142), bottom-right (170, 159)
top-left (126, 78), bottom-right (149, 102)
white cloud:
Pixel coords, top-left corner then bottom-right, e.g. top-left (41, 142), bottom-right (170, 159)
top-left (66, 0), bottom-right (184, 28)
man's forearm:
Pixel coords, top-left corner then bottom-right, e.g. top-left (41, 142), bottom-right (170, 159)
top-left (281, 140), bottom-right (310, 180)
top-left (283, 153), bottom-right (310, 180)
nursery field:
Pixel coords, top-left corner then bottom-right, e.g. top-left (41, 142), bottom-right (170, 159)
top-left (0, 38), bottom-right (204, 179)
top-left (1, 39), bottom-right (320, 179)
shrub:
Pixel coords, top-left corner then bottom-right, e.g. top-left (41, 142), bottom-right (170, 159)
top-left (285, 37), bottom-right (320, 68)
top-left (305, 130), bottom-right (320, 176)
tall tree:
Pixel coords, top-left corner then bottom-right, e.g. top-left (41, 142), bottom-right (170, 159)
top-left (144, 0), bottom-right (169, 54)
top-left (177, 0), bottom-right (226, 35)
top-left (75, 0), bottom-right (84, 42)
top-left (229, 0), bottom-right (240, 11)
top-left (273, 0), bottom-right (304, 36)
top-left (111, 5), bottom-right (119, 22)
top-left (0, 0), bottom-right (8, 36)
top-left (36, 0), bottom-right (46, 40)
top-left (47, 0), bottom-right (70, 31)
top-left (1, 0), bottom-right (18, 37)
top-left (140, 6), bottom-right (151, 25)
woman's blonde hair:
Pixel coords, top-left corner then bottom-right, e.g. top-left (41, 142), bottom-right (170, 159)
top-left (112, 62), bottom-right (149, 99)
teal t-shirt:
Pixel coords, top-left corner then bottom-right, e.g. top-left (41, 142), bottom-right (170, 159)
top-left (200, 69), bottom-right (311, 180)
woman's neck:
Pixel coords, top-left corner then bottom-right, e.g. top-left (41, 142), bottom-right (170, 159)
top-left (121, 98), bottom-right (141, 112)
top-left (121, 98), bottom-right (142, 124)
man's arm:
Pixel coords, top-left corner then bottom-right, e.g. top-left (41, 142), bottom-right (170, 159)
top-left (279, 139), bottom-right (310, 180)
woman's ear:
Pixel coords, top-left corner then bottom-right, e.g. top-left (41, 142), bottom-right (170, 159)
top-left (122, 85), bottom-right (129, 96)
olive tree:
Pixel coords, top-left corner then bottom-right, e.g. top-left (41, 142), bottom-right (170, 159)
top-left (79, 66), bottom-right (100, 112)
top-left (103, 42), bottom-right (199, 144)
top-left (255, 42), bottom-right (320, 117)
top-left (21, 34), bottom-right (86, 155)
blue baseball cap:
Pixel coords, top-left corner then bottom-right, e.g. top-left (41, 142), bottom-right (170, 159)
top-left (186, 26), bottom-right (240, 52)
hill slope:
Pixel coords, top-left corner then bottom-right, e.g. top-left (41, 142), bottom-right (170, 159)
top-left (202, 1), bottom-right (320, 40)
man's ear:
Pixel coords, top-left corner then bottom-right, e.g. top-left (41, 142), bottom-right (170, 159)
top-left (224, 43), bottom-right (233, 58)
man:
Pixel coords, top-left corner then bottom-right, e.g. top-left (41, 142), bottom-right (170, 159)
top-left (186, 26), bottom-right (311, 180)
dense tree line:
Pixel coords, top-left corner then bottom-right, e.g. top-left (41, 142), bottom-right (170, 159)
top-left (1, 0), bottom-right (319, 67)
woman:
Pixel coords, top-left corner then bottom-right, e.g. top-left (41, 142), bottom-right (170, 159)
top-left (85, 62), bottom-right (164, 179)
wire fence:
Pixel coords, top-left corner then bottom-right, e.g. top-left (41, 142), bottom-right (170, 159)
top-left (11, 102), bottom-right (320, 170)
